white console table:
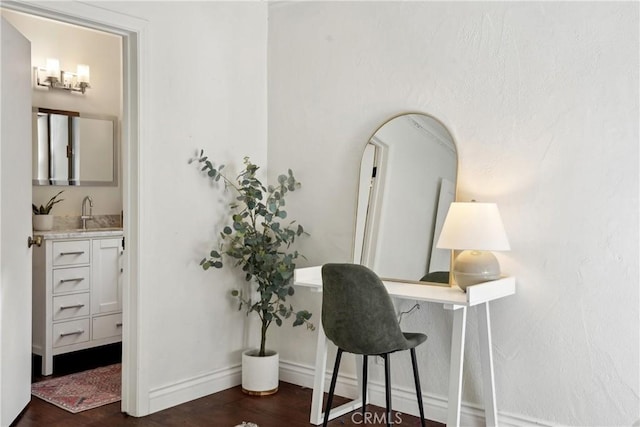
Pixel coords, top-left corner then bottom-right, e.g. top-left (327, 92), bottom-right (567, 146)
top-left (293, 266), bottom-right (515, 426)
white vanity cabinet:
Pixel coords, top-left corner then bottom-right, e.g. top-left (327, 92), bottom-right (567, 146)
top-left (32, 230), bottom-right (123, 375)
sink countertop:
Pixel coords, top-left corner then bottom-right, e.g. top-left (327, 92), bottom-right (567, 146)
top-left (35, 227), bottom-right (123, 240)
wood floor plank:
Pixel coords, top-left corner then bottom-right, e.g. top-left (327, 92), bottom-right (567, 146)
top-left (15, 381), bottom-right (444, 426)
top-left (17, 347), bottom-right (443, 427)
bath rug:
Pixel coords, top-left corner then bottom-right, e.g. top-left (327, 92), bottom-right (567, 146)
top-left (31, 363), bottom-right (121, 413)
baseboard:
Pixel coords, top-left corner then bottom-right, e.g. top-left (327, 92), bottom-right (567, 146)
top-left (279, 359), bottom-right (552, 427)
top-left (144, 358), bottom-right (552, 426)
top-left (148, 363), bottom-right (241, 414)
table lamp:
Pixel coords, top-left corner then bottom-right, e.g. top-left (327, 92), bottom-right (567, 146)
top-left (436, 201), bottom-right (510, 291)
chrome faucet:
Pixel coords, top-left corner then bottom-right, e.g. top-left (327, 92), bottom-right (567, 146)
top-left (81, 196), bottom-right (94, 229)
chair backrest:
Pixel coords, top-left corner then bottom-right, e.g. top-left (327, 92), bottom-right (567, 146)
top-left (321, 263), bottom-right (410, 355)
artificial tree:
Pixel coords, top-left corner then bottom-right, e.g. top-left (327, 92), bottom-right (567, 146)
top-left (191, 151), bottom-right (314, 357)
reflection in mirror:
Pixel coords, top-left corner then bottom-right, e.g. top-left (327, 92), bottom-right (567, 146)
top-left (32, 107), bottom-right (117, 186)
top-left (354, 113), bottom-right (457, 284)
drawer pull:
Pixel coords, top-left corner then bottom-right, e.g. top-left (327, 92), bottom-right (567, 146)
top-left (59, 277), bottom-right (85, 283)
top-left (59, 303), bottom-right (85, 310)
top-left (60, 251), bottom-right (85, 256)
top-left (116, 322), bottom-right (123, 327)
top-left (59, 329), bottom-right (84, 337)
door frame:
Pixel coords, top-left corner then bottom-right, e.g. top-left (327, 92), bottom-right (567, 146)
top-left (2, 1), bottom-right (148, 416)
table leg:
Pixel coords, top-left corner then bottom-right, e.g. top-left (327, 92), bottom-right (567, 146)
top-left (310, 321), bottom-right (364, 425)
top-left (310, 320), bottom-right (329, 424)
top-left (447, 306), bottom-right (467, 427)
top-left (477, 302), bottom-right (498, 426)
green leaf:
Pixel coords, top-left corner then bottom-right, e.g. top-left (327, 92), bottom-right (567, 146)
top-left (190, 150), bottom-right (313, 340)
top-left (297, 310), bottom-right (312, 320)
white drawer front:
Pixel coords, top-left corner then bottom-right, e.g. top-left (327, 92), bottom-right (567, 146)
top-left (52, 266), bottom-right (90, 294)
top-left (52, 318), bottom-right (90, 348)
top-left (53, 293), bottom-right (90, 321)
top-left (92, 313), bottom-right (123, 340)
top-left (52, 240), bottom-right (90, 266)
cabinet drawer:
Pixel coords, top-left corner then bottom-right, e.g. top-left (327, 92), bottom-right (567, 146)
top-left (52, 240), bottom-right (90, 266)
top-left (92, 313), bottom-right (123, 340)
top-left (52, 318), bottom-right (90, 348)
top-left (53, 293), bottom-right (90, 321)
top-left (52, 266), bottom-right (90, 294)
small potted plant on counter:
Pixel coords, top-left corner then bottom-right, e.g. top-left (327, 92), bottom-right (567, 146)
top-left (191, 151), bottom-right (314, 395)
top-left (32, 190), bottom-right (64, 231)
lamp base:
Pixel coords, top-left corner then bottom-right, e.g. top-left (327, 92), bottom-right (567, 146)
top-left (452, 250), bottom-right (501, 292)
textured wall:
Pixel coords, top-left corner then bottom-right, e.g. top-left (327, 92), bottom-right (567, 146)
top-left (268, 2), bottom-right (639, 425)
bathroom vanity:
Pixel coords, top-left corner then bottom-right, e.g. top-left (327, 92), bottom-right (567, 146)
top-left (32, 228), bottom-right (123, 375)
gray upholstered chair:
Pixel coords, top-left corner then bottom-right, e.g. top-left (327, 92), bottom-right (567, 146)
top-left (321, 263), bottom-right (427, 427)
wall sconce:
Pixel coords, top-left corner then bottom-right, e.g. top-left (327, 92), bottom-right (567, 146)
top-left (436, 201), bottom-right (510, 292)
top-left (34, 58), bottom-right (91, 94)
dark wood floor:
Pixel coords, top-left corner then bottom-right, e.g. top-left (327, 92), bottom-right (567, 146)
top-left (14, 346), bottom-right (444, 427)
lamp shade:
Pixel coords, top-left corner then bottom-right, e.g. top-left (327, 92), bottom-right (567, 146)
top-left (77, 64), bottom-right (90, 83)
top-left (436, 202), bottom-right (510, 251)
top-left (45, 58), bottom-right (60, 78)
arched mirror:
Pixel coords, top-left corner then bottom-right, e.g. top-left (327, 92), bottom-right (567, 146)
top-left (353, 113), bottom-right (458, 284)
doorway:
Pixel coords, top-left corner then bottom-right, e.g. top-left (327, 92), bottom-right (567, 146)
top-left (0, 1), bottom-right (144, 418)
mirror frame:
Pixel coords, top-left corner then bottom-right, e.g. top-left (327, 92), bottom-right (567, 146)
top-left (32, 107), bottom-right (118, 187)
top-left (352, 111), bottom-right (459, 285)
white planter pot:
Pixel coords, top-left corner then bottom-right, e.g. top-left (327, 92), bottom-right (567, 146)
top-left (33, 214), bottom-right (54, 231)
top-left (241, 349), bottom-right (279, 396)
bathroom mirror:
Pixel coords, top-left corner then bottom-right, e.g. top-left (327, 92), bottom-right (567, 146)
top-left (354, 113), bottom-right (458, 284)
top-left (32, 107), bottom-right (117, 186)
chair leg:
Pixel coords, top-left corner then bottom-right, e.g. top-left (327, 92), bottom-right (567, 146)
top-left (323, 348), bottom-right (343, 427)
top-left (362, 355), bottom-right (368, 419)
top-left (383, 353), bottom-right (392, 427)
top-left (410, 348), bottom-right (426, 427)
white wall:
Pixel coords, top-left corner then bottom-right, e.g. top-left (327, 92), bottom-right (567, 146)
top-left (93, 1), bottom-right (268, 413)
top-left (1, 10), bottom-right (123, 216)
top-left (268, 2), bottom-right (639, 425)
